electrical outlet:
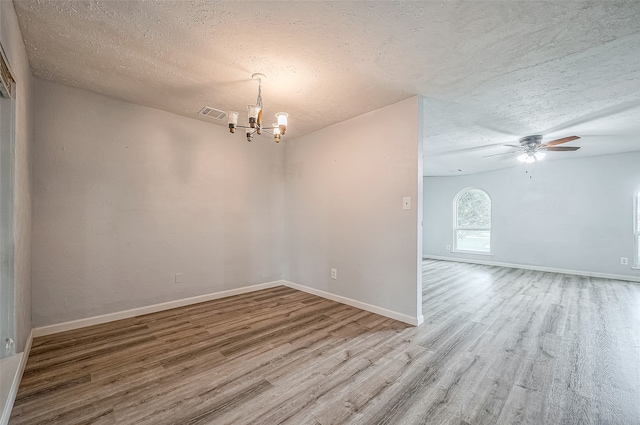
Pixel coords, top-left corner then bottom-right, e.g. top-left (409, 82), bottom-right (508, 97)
top-left (331, 268), bottom-right (337, 280)
top-left (620, 257), bottom-right (628, 265)
top-left (175, 273), bottom-right (183, 284)
top-left (446, 244), bottom-right (451, 251)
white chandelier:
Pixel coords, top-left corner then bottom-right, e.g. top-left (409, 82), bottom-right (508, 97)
top-left (227, 73), bottom-right (288, 143)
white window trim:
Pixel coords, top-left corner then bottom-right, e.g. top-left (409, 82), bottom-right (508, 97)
top-left (452, 187), bottom-right (492, 255)
top-left (634, 190), bottom-right (640, 269)
top-left (452, 249), bottom-right (494, 256)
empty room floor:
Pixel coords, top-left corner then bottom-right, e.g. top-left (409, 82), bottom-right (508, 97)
top-left (10, 260), bottom-right (640, 424)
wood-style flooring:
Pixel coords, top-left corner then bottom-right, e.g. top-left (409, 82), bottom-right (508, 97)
top-left (10, 260), bottom-right (640, 424)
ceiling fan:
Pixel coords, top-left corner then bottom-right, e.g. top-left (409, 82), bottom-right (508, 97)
top-left (485, 135), bottom-right (581, 163)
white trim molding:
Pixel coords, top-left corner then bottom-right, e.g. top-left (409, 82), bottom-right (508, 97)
top-left (283, 280), bottom-right (423, 326)
top-left (33, 281), bottom-right (283, 337)
top-left (634, 190), bottom-right (640, 269)
top-left (424, 255), bottom-right (640, 283)
top-left (33, 278), bottom-right (424, 340)
top-left (0, 329), bottom-right (33, 425)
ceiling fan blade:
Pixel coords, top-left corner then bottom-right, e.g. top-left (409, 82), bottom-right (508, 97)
top-left (503, 144), bottom-right (522, 148)
top-left (544, 146), bottom-right (581, 151)
top-left (482, 151), bottom-right (521, 158)
top-left (544, 136), bottom-right (580, 147)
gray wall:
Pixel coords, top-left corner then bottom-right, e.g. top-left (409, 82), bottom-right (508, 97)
top-left (284, 97), bottom-right (423, 322)
top-left (0, 0), bottom-right (33, 352)
top-left (423, 151), bottom-right (640, 279)
top-left (31, 79), bottom-right (284, 326)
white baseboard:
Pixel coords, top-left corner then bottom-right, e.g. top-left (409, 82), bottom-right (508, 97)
top-left (33, 277), bottom-right (424, 339)
top-left (283, 280), bottom-right (422, 326)
top-left (0, 329), bottom-right (33, 425)
top-left (424, 255), bottom-right (640, 283)
top-left (33, 280), bottom-right (284, 337)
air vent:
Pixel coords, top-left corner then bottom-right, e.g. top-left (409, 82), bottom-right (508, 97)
top-left (198, 106), bottom-right (227, 120)
top-left (0, 44), bottom-right (15, 99)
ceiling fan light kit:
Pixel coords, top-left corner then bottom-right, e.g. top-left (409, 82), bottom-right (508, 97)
top-left (518, 151), bottom-right (545, 163)
top-left (226, 73), bottom-right (289, 143)
top-left (508, 134), bottom-right (581, 164)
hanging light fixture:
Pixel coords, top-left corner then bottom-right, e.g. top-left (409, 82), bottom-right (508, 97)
top-left (517, 151), bottom-right (545, 163)
top-left (227, 73), bottom-right (288, 143)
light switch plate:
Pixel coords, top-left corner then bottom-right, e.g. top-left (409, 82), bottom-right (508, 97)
top-left (403, 197), bottom-right (411, 209)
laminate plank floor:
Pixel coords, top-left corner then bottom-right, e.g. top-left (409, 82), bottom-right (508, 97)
top-left (10, 260), bottom-right (640, 424)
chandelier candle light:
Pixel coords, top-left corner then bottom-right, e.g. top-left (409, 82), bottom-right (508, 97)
top-left (227, 73), bottom-right (288, 143)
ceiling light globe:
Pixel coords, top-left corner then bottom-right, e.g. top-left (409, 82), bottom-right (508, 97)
top-left (227, 111), bottom-right (239, 133)
top-left (275, 112), bottom-right (288, 135)
top-left (275, 112), bottom-right (288, 126)
top-left (247, 105), bottom-right (261, 127)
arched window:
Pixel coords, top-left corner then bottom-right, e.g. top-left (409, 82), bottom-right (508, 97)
top-left (635, 191), bottom-right (640, 267)
top-left (454, 188), bottom-right (491, 253)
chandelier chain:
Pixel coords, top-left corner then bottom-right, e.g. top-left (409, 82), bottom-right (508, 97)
top-left (256, 77), bottom-right (263, 108)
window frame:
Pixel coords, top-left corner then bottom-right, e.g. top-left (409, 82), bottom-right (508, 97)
top-left (635, 190), bottom-right (640, 269)
top-left (0, 42), bottom-right (16, 359)
top-left (452, 187), bottom-right (492, 255)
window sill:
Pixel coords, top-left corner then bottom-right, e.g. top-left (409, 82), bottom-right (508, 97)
top-left (632, 266), bottom-right (640, 271)
top-left (451, 250), bottom-right (493, 256)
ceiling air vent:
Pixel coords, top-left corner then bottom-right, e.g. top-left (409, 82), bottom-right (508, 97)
top-left (198, 106), bottom-right (227, 120)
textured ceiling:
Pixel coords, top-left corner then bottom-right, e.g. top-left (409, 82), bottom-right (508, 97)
top-left (13, 0), bottom-right (640, 175)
